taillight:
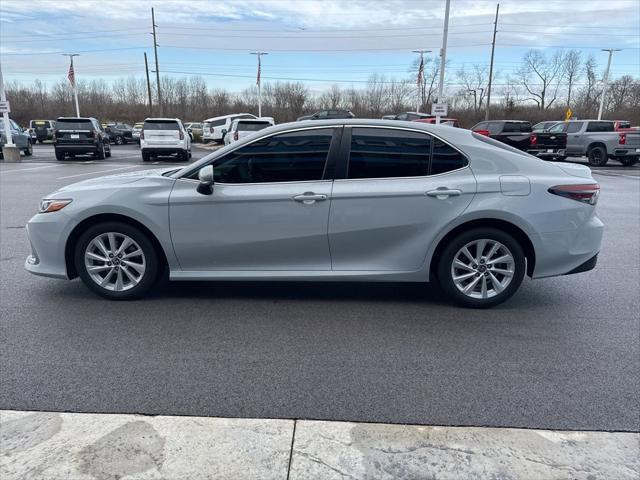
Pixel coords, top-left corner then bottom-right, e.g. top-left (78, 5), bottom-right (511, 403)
top-left (140, 130), bottom-right (144, 140)
top-left (89, 129), bottom-right (96, 138)
top-left (549, 184), bottom-right (600, 205)
top-left (234, 132), bottom-right (238, 141)
top-left (179, 130), bottom-right (184, 140)
top-left (619, 133), bottom-right (626, 145)
top-left (530, 133), bottom-right (537, 147)
top-left (473, 129), bottom-right (490, 136)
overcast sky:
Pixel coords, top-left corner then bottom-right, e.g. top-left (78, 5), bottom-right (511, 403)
top-left (1, 0), bottom-right (639, 92)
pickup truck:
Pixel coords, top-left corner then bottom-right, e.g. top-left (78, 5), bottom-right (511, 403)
top-left (471, 120), bottom-right (567, 159)
top-left (547, 120), bottom-right (640, 166)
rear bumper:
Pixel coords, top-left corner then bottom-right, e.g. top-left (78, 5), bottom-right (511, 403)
top-left (141, 148), bottom-right (186, 155)
top-left (612, 148), bottom-right (640, 157)
top-left (55, 144), bottom-right (99, 154)
top-left (564, 253), bottom-right (598, 275)
top-left (531, 214), bottom-right (604, 279)
top-left (527, 148), bottom-right (566, 157)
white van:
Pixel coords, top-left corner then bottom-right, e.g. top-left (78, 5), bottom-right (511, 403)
top-left (224, 118), bottom-right (276, 145)
top-left (202, 113), bottom-right (256, 143)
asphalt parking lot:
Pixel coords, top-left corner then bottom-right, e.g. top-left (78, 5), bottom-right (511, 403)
top-left (1, 144), bottom-right (638, 433)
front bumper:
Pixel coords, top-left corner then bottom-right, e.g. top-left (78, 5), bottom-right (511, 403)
top-left (24, 212), bottom-right (76, 280)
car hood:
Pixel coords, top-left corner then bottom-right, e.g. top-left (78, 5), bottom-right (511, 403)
top-left (56, 167), bottom-right (177, 192)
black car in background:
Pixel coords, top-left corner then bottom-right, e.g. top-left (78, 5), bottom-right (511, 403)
top-left (29, 120), bottom-right (56, 143)
top-left (104, 123), bottom-right (134, 145)
top-left (297, 109), bottom-right (355, 121)
top-left (471, 120), bottom-right (567, 159)
top-left (53, 117), bottom-right (111, 160)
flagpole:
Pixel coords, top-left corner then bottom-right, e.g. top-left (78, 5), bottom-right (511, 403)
top-left (251, 52), bottom-right (268, 117)
top-left (63, 53), bottom-right (80, 116)
top-left (412, 50), bottom-right (431, 113)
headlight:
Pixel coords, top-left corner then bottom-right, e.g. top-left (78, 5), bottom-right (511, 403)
top-left (39, 199), bottom-right (72, 213)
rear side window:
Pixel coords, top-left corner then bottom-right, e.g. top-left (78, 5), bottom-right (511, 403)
top-left (586, 121), bottom-right (614, 132)
top-left (348, 128), bottom-right (431, 179)
top-left (211, 129), bottom-right (333, 184)
top-left (56, 119), bottom-right (93, 130)
top-left (431, 138), bottom-right (468, 175)
top-left (143, 121), bottom-right (179, 130)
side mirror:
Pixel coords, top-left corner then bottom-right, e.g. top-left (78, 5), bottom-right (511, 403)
top-left (196, 165), bottom-right (214, 195)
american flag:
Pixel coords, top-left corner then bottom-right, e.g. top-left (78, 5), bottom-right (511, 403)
top-left (256, 55), bottom-right (261, 86)
top-left (67, 61), bottom-right (75, 88)
top-left (416, 55), bottom-right (424, 86)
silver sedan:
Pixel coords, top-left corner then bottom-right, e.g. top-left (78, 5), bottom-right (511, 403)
top-left (25, 119), bottom-right (603, 307)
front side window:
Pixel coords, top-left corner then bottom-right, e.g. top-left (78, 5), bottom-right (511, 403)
top-left (211, 128), bottom-right (333, 184)
top-left (348, 128), bottom-right (431, 179)
top-left (566, 122), bottom-right (584, 134)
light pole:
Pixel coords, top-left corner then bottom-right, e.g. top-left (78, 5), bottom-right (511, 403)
top-left (436, 0), bottom-right (451, 124)
top-left (413, 50), bottom-right (432, 113)
top-left (62, 54), bottom-right (80, 116)
top-left (598, 48), bottom-right (620, 120)
top-left (251, 52), bottom-right (268, 117)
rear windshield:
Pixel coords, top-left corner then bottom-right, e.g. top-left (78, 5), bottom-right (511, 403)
top-left (56, 119), bottom-right (93, 130)
top-left (236, 121), bottom-right (271, 131)
top-left (205, 119), bottom-right (226, 127)
top-left (143, 121), bottom-right (179, 130)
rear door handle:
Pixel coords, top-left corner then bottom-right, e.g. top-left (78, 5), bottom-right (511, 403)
top-left (293, 193), bottom-right (328, 204)
top-left (426, 188), bottom-right (462, 199)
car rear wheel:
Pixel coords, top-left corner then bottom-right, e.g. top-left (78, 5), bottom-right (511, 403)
top-left (619, 156), bottom-right (638, 167)
top-left (74, 222), bottom-right (159, 300)
top-left (24, 142), bottom-right (33, 156)
top-left (437, 228), bottom-right (526, 308)
top-left (115, 136), bottom-right (124, 145)
top-left (587, 146), bottom-right (608, 166)
top-left (95, 143), bottom-right (106, 160)
top-left (55, 150), bottom-right (65, 161)
top-left (142, 151), bottom-right (151, 162)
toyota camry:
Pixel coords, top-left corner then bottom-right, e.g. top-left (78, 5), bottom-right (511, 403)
top-left (25, 119), bottom-right (603, 308)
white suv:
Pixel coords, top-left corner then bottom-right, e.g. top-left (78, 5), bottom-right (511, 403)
top-left (140, 118), bottom-right (191, 162)
top-left (202, 113), bottom-right (256, 144)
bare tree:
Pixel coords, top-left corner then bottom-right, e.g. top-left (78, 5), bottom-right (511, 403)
top-left (517, 50), bottom-right (564, 109)
top-left (563, 50), bottom-right (582, 108)
top-left (456, 64), bottom-right (490, 112)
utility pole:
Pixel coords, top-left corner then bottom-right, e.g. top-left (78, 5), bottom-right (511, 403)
top-left (0, 60), bottom-right (20, 162)
top-left (412, 49), bottom-right (432, 113)
top-left (62, 53), bottom-right (80, 116)
top-left (598, 48), bottom-right (620, 120)
top-left (436, 0), bottom-right (451, 124)
top-left (144, 52), bottom-right (153, 116)
top-left (151, 7), bottom-right (162, 116)
top-left (485, 3), bottom-right (499, 121)
top-left (251, 52), bottom-right (268, 117)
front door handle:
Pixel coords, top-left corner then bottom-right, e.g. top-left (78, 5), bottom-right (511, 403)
top-left (293, 193), bottom-right (328, 205)
top-left (426, 188), bottom-right (462, 199)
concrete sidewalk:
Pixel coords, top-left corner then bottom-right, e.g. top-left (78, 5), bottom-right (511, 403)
top-left (1, 410), bottom-right (637, 480)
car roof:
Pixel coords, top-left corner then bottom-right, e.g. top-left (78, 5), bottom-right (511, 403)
top-left (144, 117), bottom-right (181, 122)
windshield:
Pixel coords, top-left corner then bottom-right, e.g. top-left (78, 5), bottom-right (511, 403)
top-left (143, 121), bottom-right (179, 130)
top-left (56, 119), bottom-right (93, 130)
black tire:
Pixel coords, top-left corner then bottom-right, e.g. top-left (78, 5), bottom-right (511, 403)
top-left (188, 148), bottom-right (192, 159)
top-left (587, 146), bottom-right (608, 167)
top-left (142, 151), bottom-right (151, 162)
top-left (619, 156), bottom-right (638, 167)
top-left (74, 222), bottom-right (160, 300)
top-left (115, 136), bottom-right (124, 145)
top-left (180, 150), bottom-right (189, 162)
top-left (105, 146), bottom-right (111, 158)
top-left (95, 143), bottom-right (106, 160)
top-left (55, 149), bottom-right (66, 161)
top-left (437, 228), bottom-right (526, 308)
top-left (555, 156), bottom-right (566, 161)
top-left (24, 142), bottom-right (33, 156)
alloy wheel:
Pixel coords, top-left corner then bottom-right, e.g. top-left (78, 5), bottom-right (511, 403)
top-left (450, 239), bottom-right (515, 299)
top-left (84, 232), bottom-right (146, 292)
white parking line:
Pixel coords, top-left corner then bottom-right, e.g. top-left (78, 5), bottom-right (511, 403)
top-left (0, 164), bottom-right (63, 174)
top-left (56, 165), bottom-right (141, 180)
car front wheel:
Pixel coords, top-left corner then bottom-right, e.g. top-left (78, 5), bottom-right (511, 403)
top-left (437, 228), bottom-right (526, 308)
top-left (74, 222), bottom-right (159, 300)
